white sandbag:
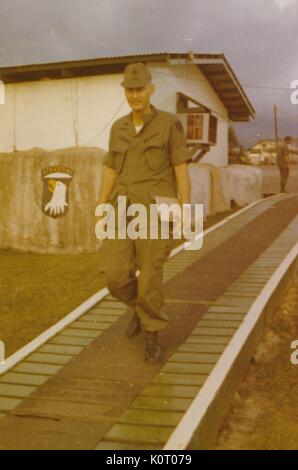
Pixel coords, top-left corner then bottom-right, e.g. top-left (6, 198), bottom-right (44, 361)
top-left (188, 164), bottom-right (212, 217)
top-left (220, 164), bottom-right (263, 207)
top-left (188, 163), bottom-right (229, 217)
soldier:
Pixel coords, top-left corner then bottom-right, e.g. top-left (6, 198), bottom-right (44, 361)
top-left (277, 136), bottom-right (292, 193)
top-left (98, 62), bottom-right (191, 364)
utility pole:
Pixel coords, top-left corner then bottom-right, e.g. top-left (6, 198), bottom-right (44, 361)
top-left (274, 105), bottom-right (279, 160)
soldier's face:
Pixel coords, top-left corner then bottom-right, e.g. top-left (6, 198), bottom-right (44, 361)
top-left (124, 84), bottom-right (155, 112)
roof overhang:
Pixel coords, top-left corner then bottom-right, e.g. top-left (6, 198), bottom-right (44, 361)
top-left (168, 53), bottom-right (255, 122)
top-left (0, 52), bottom-right (255, 122)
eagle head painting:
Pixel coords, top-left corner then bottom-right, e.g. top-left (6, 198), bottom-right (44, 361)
top-left (42, 169), bottom-right (73, 218)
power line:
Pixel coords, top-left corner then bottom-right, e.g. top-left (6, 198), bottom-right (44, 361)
top-left (79, 98), bottom-right (126, 147)
top-left (152, 69), bottom-right (295, 91)
top-left (42, 97), bottom-right (126, 151)
top-left (242, 84), bottom-right (294, 91)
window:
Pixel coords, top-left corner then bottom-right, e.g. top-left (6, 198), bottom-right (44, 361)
top-left (187, 114), bottom-right (204, 140)
top-left (208, 114), bottom-right (218, 144)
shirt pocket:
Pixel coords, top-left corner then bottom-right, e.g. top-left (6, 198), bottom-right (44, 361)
top-left (143, 136), bottom-right (168, 171)
top-left (110, 140), bottom-right (130, 174)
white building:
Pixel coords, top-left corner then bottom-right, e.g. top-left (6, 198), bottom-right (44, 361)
top-left (0, 52), bottom-right (255, 167)
top-left (248, 138), bottom-right (298, 165)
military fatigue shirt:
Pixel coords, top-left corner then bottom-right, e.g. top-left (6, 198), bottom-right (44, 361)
top-left (103, 105), bottom-right (190, 208)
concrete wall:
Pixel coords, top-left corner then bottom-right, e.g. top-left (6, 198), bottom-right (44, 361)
top-left (0, 147), bottom-right (105, 254)
top-left (0, 63), bottom-right (229, 166)
top-left (0, 149), bottom-right (261, 254)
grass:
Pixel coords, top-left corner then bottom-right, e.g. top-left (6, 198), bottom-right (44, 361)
top-left (0, 207), bottom-right (240, 358)
top-left (0, 250), bottom-right (105, 357)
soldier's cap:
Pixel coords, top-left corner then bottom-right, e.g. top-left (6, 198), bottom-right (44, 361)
top-left (121, 62), bottom-right (152, 89)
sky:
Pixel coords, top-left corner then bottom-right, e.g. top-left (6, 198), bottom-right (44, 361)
top-left (0, 0), bottom-right (298, 146)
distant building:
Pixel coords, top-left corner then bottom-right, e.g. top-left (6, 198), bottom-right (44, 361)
top-left (248, 139), bottom-right (277, 165)
top-left (248, 138), bottom-right (298, 165)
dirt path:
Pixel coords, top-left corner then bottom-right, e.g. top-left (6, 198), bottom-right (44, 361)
top-left (214, 275), bottom-right (298, 450)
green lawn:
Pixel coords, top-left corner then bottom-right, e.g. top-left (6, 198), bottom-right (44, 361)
top-left (0, 250), bottom-right (105, 357)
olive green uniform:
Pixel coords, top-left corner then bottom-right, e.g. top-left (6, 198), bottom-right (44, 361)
top-left (101, 104), bottom-right (189, 332)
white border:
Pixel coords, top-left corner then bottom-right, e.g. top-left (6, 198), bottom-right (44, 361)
top-left (0, 288), bottom-right (108, 375)
top-left (164, 237), bottom-right (298, 450)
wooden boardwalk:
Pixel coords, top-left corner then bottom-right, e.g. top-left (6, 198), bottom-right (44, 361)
top-left (0, 193), bottom-right (297, 449)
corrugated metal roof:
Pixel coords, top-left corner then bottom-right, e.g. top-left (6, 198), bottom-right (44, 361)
top-left (0, 51), bottom-right (255, 121)
top-left (0, 52), bottom-right (171, 70)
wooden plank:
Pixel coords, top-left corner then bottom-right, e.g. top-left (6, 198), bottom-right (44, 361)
top-left (152, 373), bottom-right (207, 387)
top-left (50, 335), bottom-right (94, 346)
top-left (39, 344), bottom-right (83, 355)
top-left (185, 336), bottom-right (231, 345)
top-left (0, 397), bottom-right (22, 411)
top-left (96, 440), bottom-right (162, 450)
top-left (169, 352), bottom-right (219, 364)
top-left (198, 320), bottom-right (241, 328)
top-left (203, 313), bottom-right (244, 321)
top-left (222, 291), bottom-right (260, 299)
top-left (131, 395), bottom-right (192, 412)
top-left (0, 372), bottom-right (49, 386)
top-left (13, 397), bottom-right (117, 423)
top-left (192, 327), bottom-right (237, 337)
top-left (207, 306), bottom-right (247, 313)
top-left (119, 409), bottom-right (184, 427)
top-left (27, 353), bottom-right (72, 365)
top-left (62, 328), bottom-right (99, 338)
top-left (0, 383), bottom-right (35, 398)
top-left (82, 314), bottom-right (120, 323)
top-left (141, 384), bottom-right (199, 399)
top-left (89, 307), bottom-right (126, 316)
top-left (178, 343), bottom-right (226, 354)
top-left (97, 301), bottom-right (126, 310)
top-left (163, 362), bottom-right (213, 375)
top-left (214, 296), bottom-right (254, 308)
top-left (70, 321), bottom-right (110, 330)
top-left (14, 362), bottom-right (63, 375)
top-left (105, 423), bottom-right (174, 444)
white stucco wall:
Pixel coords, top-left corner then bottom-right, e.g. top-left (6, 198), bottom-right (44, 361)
top-left (0, 62), bottom-right (229, 166)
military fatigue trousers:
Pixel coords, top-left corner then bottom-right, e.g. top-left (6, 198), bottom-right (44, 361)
top-left (101, 233), bottom-right (174, 332)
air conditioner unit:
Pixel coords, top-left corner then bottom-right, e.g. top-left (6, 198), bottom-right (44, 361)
top-left (179, 112), bottom-right (218, 145)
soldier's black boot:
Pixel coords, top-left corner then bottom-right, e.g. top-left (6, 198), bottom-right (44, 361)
top-left (145, 331), bottom-right (163, 364)
top-left (126, 308), bottom-right (141, 337)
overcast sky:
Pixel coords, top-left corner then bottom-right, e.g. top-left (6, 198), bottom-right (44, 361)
top-left (1, 0), bottom-right (298, 146)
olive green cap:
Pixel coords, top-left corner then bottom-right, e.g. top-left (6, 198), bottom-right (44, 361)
top-left (121, 62), bottom-right (152, 88)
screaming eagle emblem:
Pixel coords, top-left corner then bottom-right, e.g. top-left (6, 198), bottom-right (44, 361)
top-left (42, 166), bottom-right (74, 218)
